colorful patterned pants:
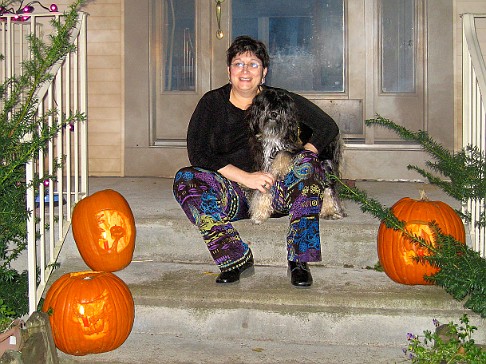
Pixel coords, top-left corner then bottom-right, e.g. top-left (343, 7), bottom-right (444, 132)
top-left (172, 150), bottom-right (328, 272)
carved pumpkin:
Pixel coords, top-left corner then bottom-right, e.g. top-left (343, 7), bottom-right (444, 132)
top-left (377, 195), bottom-right (465, 285)
top-left (72, 189), bottom-right (135, 272)
top-left (42, 271), bottom-right (135, 356)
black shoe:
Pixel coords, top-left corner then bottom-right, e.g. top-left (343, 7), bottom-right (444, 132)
top-left (216, 257), bottom-right (254, 284)
top-left (288, 261), bottom-right (313, 287)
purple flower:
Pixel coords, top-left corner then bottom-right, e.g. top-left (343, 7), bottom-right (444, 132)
top-left (433, 318), bottom-right (440, 327)
top-left (406, 332), bottom-right (415, 341)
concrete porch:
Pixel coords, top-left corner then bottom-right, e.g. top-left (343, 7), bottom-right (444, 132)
top-left (50, 177), bottom-right (485, 364)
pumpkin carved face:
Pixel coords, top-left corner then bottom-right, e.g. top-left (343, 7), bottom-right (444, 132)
top-left (42, 271), bottom-right (135, 356)
top-left (75, 290), bottom-right (109, 339)
top-left (72, 189), bottom-right (136, 271)
top-left (377, 196), bottom-right (465, 285)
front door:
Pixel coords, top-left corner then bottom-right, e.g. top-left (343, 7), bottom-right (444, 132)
top-left (124, 0), bottom-right (453, 180)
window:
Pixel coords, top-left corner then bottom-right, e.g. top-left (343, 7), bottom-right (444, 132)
top-left (380, 0), bottom-right (415, 93)
top-left (162, 0), bottom-right (195, 92)
top-left (232, 0), bottom-right (345, 93)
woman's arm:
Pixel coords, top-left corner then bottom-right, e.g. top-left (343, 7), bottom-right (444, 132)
top-left (218, 164), bottom-right (275, 193)
top-left (290, 92), bottom-right (339, 154)
top-left (187, 90), bottom-right (231, 171)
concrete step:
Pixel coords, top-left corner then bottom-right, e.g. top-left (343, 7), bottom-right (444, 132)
top-left (51, 177), bottom-right (484, 364)
top-left (60, 177), bottom-right (461, 269)
top-left (52, 259), bottom-right (484, 364)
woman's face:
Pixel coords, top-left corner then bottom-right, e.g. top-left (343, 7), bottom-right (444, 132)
top-left (228, 52), bottom-right (268, 95)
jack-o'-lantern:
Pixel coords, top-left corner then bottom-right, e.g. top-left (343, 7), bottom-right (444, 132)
top-left (42, 271), bottom-right (135, 356)
top-left (377, 194), bottom-right (465, 285)
top-left (72, 189), bottom-right (135, 271)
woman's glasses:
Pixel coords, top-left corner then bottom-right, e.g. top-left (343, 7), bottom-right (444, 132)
top-left (230, 62), bottom-right (262, 71)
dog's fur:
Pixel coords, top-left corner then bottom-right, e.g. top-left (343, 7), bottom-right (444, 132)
top-left (247, 88), bottom-right (345, 224)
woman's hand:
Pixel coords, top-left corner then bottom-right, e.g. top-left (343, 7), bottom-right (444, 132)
top-left (303, 142), bottom-right (318, 154)
top-left (218, 164), bottom-right (275, 193)
top-left (243, 171), bottom-right (276, 193)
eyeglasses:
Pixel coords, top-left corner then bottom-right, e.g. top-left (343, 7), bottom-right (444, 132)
top-left (230, 61), bottom-right (263, 71)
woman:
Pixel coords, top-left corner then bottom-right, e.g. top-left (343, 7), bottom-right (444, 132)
top-left (173, 36), bottom-right (339, 287)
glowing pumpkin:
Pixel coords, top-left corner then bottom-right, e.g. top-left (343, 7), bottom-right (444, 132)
top-left (377, 195), bottom-right (465, 285)
top-left (42, 271), bottom-right (135, 356)
top-left (72, 189), bottom-right (135, 272)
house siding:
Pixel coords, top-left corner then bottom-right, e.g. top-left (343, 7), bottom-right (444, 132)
top-left (58, 0), bottom-right (125, 176)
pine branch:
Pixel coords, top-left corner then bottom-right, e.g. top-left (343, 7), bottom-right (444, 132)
top-left (365, 115), bottom-right (486, 205)
top-left (332, 115), bottom-right (486, 317)
top-left (332, 176), bottom-right (486, 317)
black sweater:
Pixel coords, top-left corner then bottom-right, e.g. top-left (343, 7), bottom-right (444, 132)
top-left (187, 83), bottom-right (339, 173)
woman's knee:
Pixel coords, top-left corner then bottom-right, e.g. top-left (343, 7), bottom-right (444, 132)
top-left (292, 150), bottom-right (325, 181)
top-left (172, 166), bottom-right (206, 201)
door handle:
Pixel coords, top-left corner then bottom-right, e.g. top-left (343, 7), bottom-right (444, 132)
top-left (215, 0), bottom-right (225, 39)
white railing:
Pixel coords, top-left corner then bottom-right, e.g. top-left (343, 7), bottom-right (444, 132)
top-left (0, 12), bottom-right (88, 314)
top-left (462, 13), bottom-right (486, 258)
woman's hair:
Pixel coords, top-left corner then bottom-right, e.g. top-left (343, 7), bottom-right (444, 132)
top-left (226, 36), bottom-right (270, 68)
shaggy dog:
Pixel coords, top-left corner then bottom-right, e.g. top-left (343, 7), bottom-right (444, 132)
top-left (247, 88), bottom-right (345, 224)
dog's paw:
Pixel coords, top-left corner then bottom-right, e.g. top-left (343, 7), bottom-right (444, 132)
top-left (250, 209), bottom-right (271, 224)
top-left (249, 192), bottom-right (273, 224)
top-left (320, 187), bottom-right (346, 220)
top-left (250, 216), bottom-right (264, 224)
top-left (320, 209), bottom-right (346, 220)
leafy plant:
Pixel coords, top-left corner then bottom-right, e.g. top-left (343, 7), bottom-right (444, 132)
top-left (0, 298), bottom-right (16, 332)
top-left (0, 0), bottom-right (86, 318)
top-left (403, 314), bottom-right (486, 363)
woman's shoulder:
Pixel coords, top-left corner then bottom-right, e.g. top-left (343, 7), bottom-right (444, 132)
top-left (263, 85), bottom-right (303, 102)
top-left (201, 83), bottom-right (231, 102)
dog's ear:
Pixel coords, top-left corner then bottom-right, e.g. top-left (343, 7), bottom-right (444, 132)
top-left (246, 100), bottom-right (261, 134)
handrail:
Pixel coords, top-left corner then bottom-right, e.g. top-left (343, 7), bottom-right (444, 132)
top-left (462, 14), bottom-right (486, 99)
top-left (462, 13), bottom-right (486, 258)
top-left (15, 11), bottom-right (89, 313)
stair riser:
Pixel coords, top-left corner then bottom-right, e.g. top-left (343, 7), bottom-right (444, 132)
top-left (124, 220), bottom-right (380, 268)
top-left (133, 305), bottom-right (482, 348)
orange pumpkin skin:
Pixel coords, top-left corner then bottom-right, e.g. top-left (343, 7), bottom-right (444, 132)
top-left (378, 197), bottom-right (465, 285)
top-left (42, 271), bottom-right (135, 356)
top-left (72, 189), bottom-right (135, 272)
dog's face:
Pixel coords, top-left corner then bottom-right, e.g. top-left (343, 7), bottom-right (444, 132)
top-left (247, 88), bottom-right (300, 144)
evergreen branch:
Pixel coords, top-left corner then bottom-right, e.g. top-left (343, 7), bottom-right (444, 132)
top-left (365, 116), bottom-right (486, 204)
top-left (366, 114), bottom-right (485, 234)
top-left (333, 175), bottom-right (486, 317)
top-left (0, 0), bottom-right (86, 318)
top-left (331, 174), bottom-right (486, 317)
top-left (422, 227), bottom-right (486, 316)
top-left (331, 175), bottom-right (402, 230)
top-left (366, 116), bottom-right (457, 171)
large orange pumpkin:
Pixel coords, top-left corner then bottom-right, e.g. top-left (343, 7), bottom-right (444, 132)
top-left (42, 271), bottom-right (135, 356)
top-left (72, 189), bottom-right (135, 272)
top-left (377, 195), bottom-right (465, 285)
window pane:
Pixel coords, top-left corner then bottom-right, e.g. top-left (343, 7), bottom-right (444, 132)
top-left (232, 0), bottom-right (344, 93)
top-left (381, 0), bottom-right (415, 93)
top-left (163, 0), bottom-right (195, 91)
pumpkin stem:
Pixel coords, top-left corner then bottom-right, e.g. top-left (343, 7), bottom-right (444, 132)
top-left (419, 189), bottom-right (429, 201)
